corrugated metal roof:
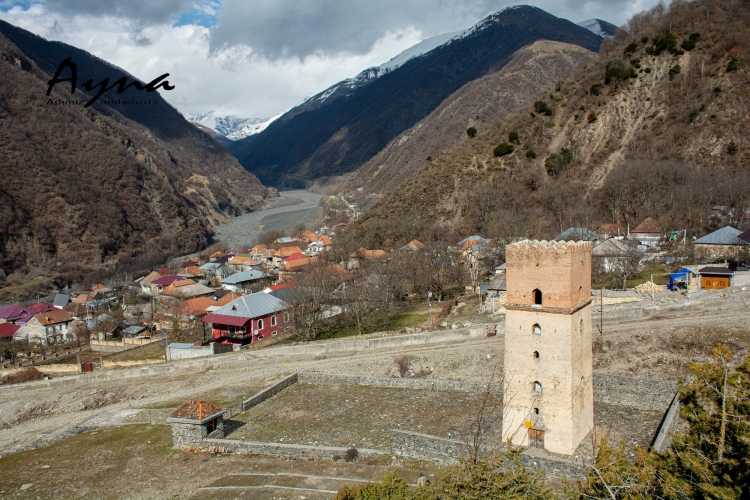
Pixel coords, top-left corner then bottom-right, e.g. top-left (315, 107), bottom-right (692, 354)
top-left (555, 228), bottom-right (599, 241)
top-left (692, 226), bottom-right (744, 245)
top-left (211, 292), bottom-right (289, 319)
top-left (221, 270), bottom-right (266, 284)
top-left (167, 342), bottom-right (195, 349)
top-left (123, 326), bottom-right (146, 335)
top-left (53, 294), bottom-right (71, 308)
top-left (698, 267), bottom-right (734, 275)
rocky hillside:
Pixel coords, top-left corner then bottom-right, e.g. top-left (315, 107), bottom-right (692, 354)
top-left (341, 40), bottom-right (596, 196)
top-left (0, 25), bottom-right (271, 285)
top-left (229, 6), bottom-right (604, 188)
top-left (350, 0), bottom-right (750, 249)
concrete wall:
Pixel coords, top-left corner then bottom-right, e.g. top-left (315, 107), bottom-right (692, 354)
top-left (593, 374), bottom-right (676, 411)
top-left (91, 338), bottom-right (160, 352)
top-left (250, 327), bottom-right (489, 359)
top-left (167, 345), bottom-right (211, 361)
top-left (650, 393), bottom-right (680, 453)
top-left (298, 372), bottom-right (500, 393)
top-left (242, 373), bottom-right (298, 410)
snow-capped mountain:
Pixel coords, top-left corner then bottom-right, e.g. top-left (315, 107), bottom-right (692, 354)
top-left (228, 5), bottom-right (606, 187)
top-left (187, 111), bottom-right (280, 140)
top-left (577, 19), bottom-right (618, 38)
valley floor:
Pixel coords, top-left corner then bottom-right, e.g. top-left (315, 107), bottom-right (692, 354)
top-left (0, 290), bottom-right (747, 497)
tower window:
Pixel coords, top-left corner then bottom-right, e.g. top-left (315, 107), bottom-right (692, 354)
top-left (534, 407), bottom-right (539, 415)
top-left (533, 324), bottom-right (541, 335)
top-left (533, 289), bottom-right (542, 305)
top-left (533, 381), bottom-right (542, 393)
top-left (580, 319), bottom-right (584, 333)
top-left (533, 351), bottom-right (539, 359)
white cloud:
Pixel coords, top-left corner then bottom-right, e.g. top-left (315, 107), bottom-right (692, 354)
top-left (1, 1), bottom-right (665, 119)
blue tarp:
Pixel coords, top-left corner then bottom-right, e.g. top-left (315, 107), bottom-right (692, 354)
top-left (668, 268), bottom-right (693, 291)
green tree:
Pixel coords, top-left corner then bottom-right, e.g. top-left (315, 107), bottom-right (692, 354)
top-left (493, 143), bottom-right (514, 157)
top-left (728, 142), bottom-right (738, 155)
top-left (727, 57), bottom-right (739, 73)
top-left (605, 60), bottom-right (637, 85)
top-left (466, 126), bottom-right (477, 138)
top-left (534, 101), bottom-right (552, 116)
top-left (680, 32), bottom-right (700, 51)
top-left (525, 150), bottom-right (537, 159)
top-left (508, 131), bottom-right (519, 143)
top-left (657, 344), bottom-right (750, 499)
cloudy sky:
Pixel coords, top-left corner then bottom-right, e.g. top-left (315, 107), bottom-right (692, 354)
top-left (0, 0), bottom-right (663, 120)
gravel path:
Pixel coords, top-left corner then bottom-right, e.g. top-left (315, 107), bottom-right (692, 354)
top-left (214, 189), bottom-right (323, 248)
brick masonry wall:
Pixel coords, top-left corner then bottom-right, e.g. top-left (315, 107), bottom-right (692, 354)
top-left (242, 372), bottom-right (298, 410)
top-left (298, 372), bottom-right (500, 393)
top-left (506, 240), bottom-right (592, 310)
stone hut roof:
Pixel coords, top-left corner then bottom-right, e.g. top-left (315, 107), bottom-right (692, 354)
top-left (168, 400), bottom-right (225, 423)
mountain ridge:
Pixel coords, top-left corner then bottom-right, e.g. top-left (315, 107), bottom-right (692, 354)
top-left (228, 5), bottom-right (604, 187)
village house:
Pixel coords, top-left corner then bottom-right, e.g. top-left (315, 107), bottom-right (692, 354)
top-left (591, 238), bottom-right (643, 272)
top-left (399, 239), bottom-right (426, 252)
top-left (597, 223), bottom-right (627, 239)
top-left (629, 217), bottom-right (663, 247)
top-left (149, 275), bottom-right (183, 295)
top-left (278, 257), bottom-right (317, 281)
top-left (22, 309), bottom-right (75, 344)
top-left (691, 226), bottom-right (748, 262)
top-left (220, 270), bottom-right (269, 292)
top-left (160, 279), bottom-right (215, 299)
top-left (180, 266), bottom-right (204, 279)
top-left (227, 255), bottom-right (261, 272)
top-left (0, 304), bottom-right (29, 324)
top-left (202, 293), bottom-right (292, 345)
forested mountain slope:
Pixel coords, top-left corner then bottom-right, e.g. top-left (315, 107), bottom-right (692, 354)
top-left (350, 0), bottom-right (750, 249)
top-left (0, 25), bottom-right (270, 284)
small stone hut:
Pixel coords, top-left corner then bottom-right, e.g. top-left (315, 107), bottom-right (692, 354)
top-left (168, 399), bottom-right (226, 449)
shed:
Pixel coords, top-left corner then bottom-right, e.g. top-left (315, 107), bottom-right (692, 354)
top-left (122, 326), bottom-right (146, 336)
top-left (667, 268), bottom-right (694, 291)
top-left (691, 226), bottom-right (747, 261)
top-left (698, 267), bottom-right (734, 290)
top-left (53, 293), bottom-right (71, 309)
top-left (167, 399), bottom-right (226, 449)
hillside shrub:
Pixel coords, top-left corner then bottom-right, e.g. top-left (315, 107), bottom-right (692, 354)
top-left (630, 58), bottom-right (641, 68)
top-left (587, 111), bottom-right (598, 123)
top-left (680, 32), bottom-right (700, 51)
top-left (533, 100), bottom-right (552, 116)
top-left (728, 141), bottom-right (738, 155)
top-left (545, 147), bottom-right (573, 175)
top-left (648, 31), bottom-right (679, 55)
top-left (4, 367), bottom-right (44, 385)
top-left (525, 150), bottom-right (537, 159)
top-left (508, 131), bottom-right (519, 143)
top-left (493, 143), bottom-right (514, 157)
top-left (727, 57), bottom-right (739, 73)
top-left (623, 42), bottom-right (638, 56)
top-left (669, 64), bottom-right (681, 79)
top-left (604, 60), bottom-right (637, 85)
top-left (466, 126), bottom-right (477, 138)
top-left (589, 83), bottom-right (603, 96)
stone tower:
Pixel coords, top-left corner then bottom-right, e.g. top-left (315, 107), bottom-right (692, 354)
top-left (501, 239), bottom-right (593, 456)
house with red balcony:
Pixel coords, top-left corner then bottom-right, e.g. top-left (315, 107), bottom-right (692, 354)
top-left (202, 293), bottom-right (292, 345)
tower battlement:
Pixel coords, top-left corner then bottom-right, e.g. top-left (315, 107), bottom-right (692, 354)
top-left (506, 239), bottom-right (592, 255)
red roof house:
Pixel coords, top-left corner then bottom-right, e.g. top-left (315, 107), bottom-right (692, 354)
top-left (203, 293), bottom-right (292, 345)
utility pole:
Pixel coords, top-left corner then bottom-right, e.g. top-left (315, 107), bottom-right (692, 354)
top-left (428, 291), bottom-right (433, 328)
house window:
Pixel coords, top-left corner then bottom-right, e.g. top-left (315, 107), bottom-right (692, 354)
top-left (580, 319), bottom-right (584, 333)
top-left (271, 315), bottom-right (277, 327)
top-left (284, 312), bottom-right (290, 322)
top-left (533, 324), bottom-right (541, 335)
top-left (533, 289), bottom-right (542, 305)
top-left (533, 351), bottom-right (540, 359)
top-left (257, 318), bottom-right (264, 330)
top-left (533, 381), bottom-right (542, 394)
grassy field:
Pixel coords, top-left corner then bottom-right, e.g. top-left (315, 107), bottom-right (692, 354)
top-left (0, 423), bottom-right (439, 499)
top-left (317, 309), bottom-right (434, 340)
top-left (0, 277), bottom-right (53, 302)
top-left (228, 383), bottom-right (491, 449)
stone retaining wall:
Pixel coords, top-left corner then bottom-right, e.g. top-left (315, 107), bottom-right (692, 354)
top-left (392, 429), bottom-right (465, 465)
top-left (242, 373), bottom-right (298, 410)
top-left (203, 438), bottom-right (387, 460)
top-left (250, 327), bottom-right (489, 359)
top-left (298, 372), bottom-right (499, 393)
